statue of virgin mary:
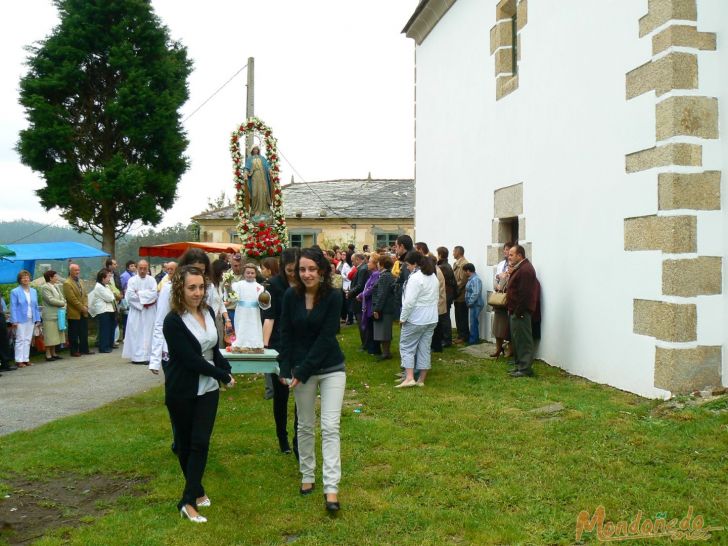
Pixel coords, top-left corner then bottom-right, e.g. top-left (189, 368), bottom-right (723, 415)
top-left (243, 145), bottom-right (273, 222)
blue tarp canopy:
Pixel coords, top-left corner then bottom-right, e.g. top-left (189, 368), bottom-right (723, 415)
top-left (0, 241), bottom-right (110, 284)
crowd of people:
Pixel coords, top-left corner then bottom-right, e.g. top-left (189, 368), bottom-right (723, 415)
top-left (0, 237), bottom-right (541, 520)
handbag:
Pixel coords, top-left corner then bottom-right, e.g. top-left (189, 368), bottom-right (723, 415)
top-left (57, 308), bottom-right (67, 331)
top-left (487, 291), bottom-right (508, 308)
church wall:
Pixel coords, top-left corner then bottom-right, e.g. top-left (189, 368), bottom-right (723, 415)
top-left (412, 0), bottom-right (726, 397)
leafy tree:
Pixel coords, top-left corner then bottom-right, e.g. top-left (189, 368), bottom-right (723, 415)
top-left (17, 0), bottom-right (192, 256)
top-left (204, 190), bottom-right (233, 212)
top-left (114, 222), bottom-right (196, 267)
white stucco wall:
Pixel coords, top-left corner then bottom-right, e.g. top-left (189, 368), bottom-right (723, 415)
top-left (412, 0), bottom-right (726, 398)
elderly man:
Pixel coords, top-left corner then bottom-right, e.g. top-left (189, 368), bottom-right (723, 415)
top-left (157, 261), bottom-right (177, 291)
top-left (122, 260), bottom-right (158, 364)
top-left (506, 245), bottom-right (540, 377)
top-left (63, 264), bottom-right (93, 356)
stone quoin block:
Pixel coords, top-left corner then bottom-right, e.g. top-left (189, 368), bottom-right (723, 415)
top-left (633, 299), bottom-right (697, 342)
top-left (624, 215), bottom-right (697, 253)
top-left (490, 20), bottom-right (512, 54)
top-left (494, 47), bottom-right (515, 77)
top-left (662, 256), bottom-right (722, 297)
top-left (495, 0), bottom-right (517, 20)
top-left (652, 24), bottom-right (716, 55)
top-left (494, 183), bottom-right (523, 218)
top-left (626, 52), bottom-right (698, 99)
top-left (496, 74), bottom-right (519, 100)
top-left (639, 0), bottom-right (697, 38)
top-left (625, 143), bottom-right (702, 173)
top-left (487, 244), bottom-right (502, 266)
top-left (654, 346), bottom-right (722, 394)
top-left (517, 0), bottom-right (528, 31)
top-left (656, 96), bottom-right (719, 141)
top-left (658, 171), bottom-right (721, 210)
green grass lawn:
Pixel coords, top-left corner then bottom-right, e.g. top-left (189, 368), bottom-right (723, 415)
top-left (1, 326), bottom-right (727, 545)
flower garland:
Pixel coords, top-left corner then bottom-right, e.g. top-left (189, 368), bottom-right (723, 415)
top-left (230, 117), bottom-right (288, 258)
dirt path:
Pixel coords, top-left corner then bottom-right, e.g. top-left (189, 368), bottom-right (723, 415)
top-left (0, 351), bottom-right (162, 436)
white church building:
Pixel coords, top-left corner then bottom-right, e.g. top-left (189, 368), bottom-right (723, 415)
top-left (403, 0), bottom-right (727, 398)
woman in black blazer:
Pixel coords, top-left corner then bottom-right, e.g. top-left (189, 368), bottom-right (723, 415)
top-left (279, 248), bottom-right (346, 513)
top-left (162, 266), bottom-right (235, 523)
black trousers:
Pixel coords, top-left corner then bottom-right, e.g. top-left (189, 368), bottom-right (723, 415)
top-left (0, 312), bottom-right (12, 364)
top-left (166, 390), bottom-right (219, 510)
top-left (440, 302), bottom-right (453, 346)
top-left (96, 312), bottom-right (115, 352)
top-left (454, 302), bottom-right (469, 341)
top-left (67, 317), bottom-right (89, 354)
top-left (272, 374), bottom-right (298, 455)
top-left (431, 315), bottom-right (444, 352)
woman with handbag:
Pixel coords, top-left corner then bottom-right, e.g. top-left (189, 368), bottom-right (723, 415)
top-left (490, 243), bottom-right (513, 358)
top-left (9, 270), bottom-right (41, 368)
top-left (40, 270), bottom-right (67, 361)
top-left (88, 269), bottom-right (117, 353)
top-left (162, 265), bottom-right (235, 523)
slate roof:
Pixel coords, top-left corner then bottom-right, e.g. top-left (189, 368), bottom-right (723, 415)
top-left (193, 179), bottom-right (415, 221)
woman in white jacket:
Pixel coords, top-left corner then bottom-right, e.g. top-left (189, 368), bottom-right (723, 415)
top-left (396, 250), bottom-right (439, 388)
top-left (88, 269), bottom-right (117, 353)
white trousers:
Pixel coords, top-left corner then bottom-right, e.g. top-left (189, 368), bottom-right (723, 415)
top-left (14, 320), bottom-right (34, 363)
top-left (294, 370), bottom-right (346, 494)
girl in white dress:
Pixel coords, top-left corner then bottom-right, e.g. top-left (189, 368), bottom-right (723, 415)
top-left (231, 264), bottom-right (269, 350)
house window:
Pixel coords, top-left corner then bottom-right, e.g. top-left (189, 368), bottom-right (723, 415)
top-left (376, 233), bottom-right (399, 249)
top-left (290, 233), bottom-right (318, 248)
top-left (230, 231), bottom-right (240, 243)
top-left (501, 217), bottom-right (518, 243)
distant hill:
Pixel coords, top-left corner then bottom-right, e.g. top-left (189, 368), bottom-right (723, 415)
top-left (0, 220), bottom-right (99, 247)
top-left (0, 220), bottom-right (196, 281)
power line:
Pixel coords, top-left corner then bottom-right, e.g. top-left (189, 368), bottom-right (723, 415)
top-left (7, 218), bottom-right (61, 244)
top-left (277, 147), bottom-right (343, 218)
top-left (183, 63), bottom-right (248, 123)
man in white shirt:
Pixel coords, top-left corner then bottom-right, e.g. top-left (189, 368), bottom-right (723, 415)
top-left (122, 260), bottom-right (158, 364)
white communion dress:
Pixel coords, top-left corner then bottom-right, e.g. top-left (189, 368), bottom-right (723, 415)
top-left (231, 279), bottom-right (266, 349)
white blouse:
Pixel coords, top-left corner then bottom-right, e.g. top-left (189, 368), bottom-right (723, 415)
top-left (400, 269), bottom-right (439, 325)
top-left (181, 310), bottom-right (220, 395)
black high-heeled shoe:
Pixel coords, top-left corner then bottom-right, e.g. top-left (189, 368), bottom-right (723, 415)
top-left (300, 484), bottom-right (315, 496)
top-left (324, 493), bottom-right (340, 512)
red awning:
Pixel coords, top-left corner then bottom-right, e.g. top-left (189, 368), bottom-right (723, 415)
top-left (137, 242), bottom-right (244, 259)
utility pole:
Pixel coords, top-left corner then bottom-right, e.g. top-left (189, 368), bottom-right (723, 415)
top-left (245, 57), bottom-right (255, 156)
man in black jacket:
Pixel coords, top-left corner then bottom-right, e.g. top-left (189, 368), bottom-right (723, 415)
top-left (348, 253), bottom-right (369, 349)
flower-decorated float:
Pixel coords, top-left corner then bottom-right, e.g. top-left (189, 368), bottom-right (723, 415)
top-left (226, 117), bottom-right (287, 373)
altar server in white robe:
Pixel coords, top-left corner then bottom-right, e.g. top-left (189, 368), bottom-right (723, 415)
top-left (231, 264), bottom-right (269, 349)
top-left (122, 260), bottom-right (158, 364)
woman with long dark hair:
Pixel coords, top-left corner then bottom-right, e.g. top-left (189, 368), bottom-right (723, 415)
top-left (396, 250), bottom-right (439, 388)
top-left (279, 248), bottom-right (346, 513)
top-left (162, 266), bottom-right (235, 523)
top-left (264, 248), bottom-right (299, 455)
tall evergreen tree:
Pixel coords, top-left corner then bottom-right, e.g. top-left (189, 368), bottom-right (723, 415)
top-left (17, 0), bottom-right (192, 255)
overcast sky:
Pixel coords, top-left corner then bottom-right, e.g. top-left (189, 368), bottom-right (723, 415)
top-left (0, 0), bottom-right (417, 233)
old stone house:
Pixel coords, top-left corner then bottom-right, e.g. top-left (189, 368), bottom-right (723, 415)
top-left (193, 177), bottom-right (414, 251)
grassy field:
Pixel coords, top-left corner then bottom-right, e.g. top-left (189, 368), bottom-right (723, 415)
top-left (1, 325), bottom-right (727, 545)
